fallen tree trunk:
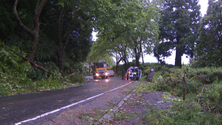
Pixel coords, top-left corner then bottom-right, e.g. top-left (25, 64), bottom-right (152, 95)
top-left (16, 53), bottom-right (45, 71)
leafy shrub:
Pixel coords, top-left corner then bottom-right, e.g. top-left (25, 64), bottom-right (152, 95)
top-left (33, 69), bottom-right (63, 90)
top-left (140, 75), bottom-right (147, 81)
top-left (64, 62), bottom-right (83, 75)
top-left (136, 81), bottom-right (157, 92)
top-left (200, 83), bottom-right (222, 113)
top-left (144, 94), bottom-right (222, 124)
top-left (0, 84), bottom-right (9, 96)
top-left (69, 73), bottom-right (85, 84)
top-left (186, 67), bottom-right (222, 83)
top-left (0, 41), bottom-right (33, 95)
top-left (147, 66), bottom-right (222, 124)
top-left (27, 61), bottom-right (59, 80)
top-left (155, 81), bottom-right (171, 92)
top-left (27, 68), bottom-right (46, 80)
top-left (0, 42), bottom-right (70, 96)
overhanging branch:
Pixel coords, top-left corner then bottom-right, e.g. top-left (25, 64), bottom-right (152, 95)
top-left (13, 0), bottom-right (33, 35)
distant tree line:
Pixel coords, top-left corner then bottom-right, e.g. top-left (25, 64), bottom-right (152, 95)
top-left (155, 0), bottom-right (222, 68)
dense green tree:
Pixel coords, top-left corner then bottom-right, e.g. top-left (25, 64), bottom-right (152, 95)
top-left (1, 0), bottom-right (129, 72)
top-left (87, 32), bottom-right (129, 73)
top-left (123, 0), bottom-right (160, 67)
top-left (154, 42), bottom-right (172, 63)
top-left (194, 0), bottom-right (222, 67)
top-left (53, 0), bottom-right (93, 73)
top-left (88, 0), bottom-right (160, 70)
top-left (2, 0), bottom-right (160, 73)
top-left (157, 0), bottom-right (201, 67)
top-left (86, 35), bottom-right (115, 65)
top-left (34, 0), bottom-right (91, 68)
top-left (86, 0), bottom-right (130, 65)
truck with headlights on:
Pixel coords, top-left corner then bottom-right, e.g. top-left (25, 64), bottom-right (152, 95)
top-left (92, 62), bottom-right (108, 79)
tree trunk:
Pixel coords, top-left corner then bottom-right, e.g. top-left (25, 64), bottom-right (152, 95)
top-left (13, 0), bottom-right (48, 61)
top-left (136, 53), bottom-right (140, 67)
top-left (57, 34), bottom-right (72, 74)
top-left (139, 35), bottom-right (144, 71)
top-left (28, 33), bottom-right (39, 61)
top-left (57, 48), bottom-right (64, 73)
top-left (57, 6), bottom-right (76, 73)
top-left (116, 62), bottom-right (119, 74)
top-left (123, 55), bottom-right (128, 70)
top-left (29, 17), bottom-right (40, 60)
top-left (141, 51), bottom-right (145, 71)
top-left (134, 47), bottom-right (140, 67)
top-left (115, 54), bottom-right (124, 74)
top-left (175, 47), bottom-right (182, 68)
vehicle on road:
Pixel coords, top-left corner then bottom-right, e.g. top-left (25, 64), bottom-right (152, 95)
top-left (126, 66), bottom-right (142, 81)
top-left (107, 70), bottom-right (114, 77)
top-left (92, 62), bottom-right (109, 79)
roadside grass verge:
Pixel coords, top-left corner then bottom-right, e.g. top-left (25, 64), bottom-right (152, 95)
top-left (136, 66), bottom-right (222, 124)
top-left (102, 81), bottom-right (176, 124)
top-left (112, 110), bottom-right (138, 122)
top-left (78, 108), bottom-right (107, 123)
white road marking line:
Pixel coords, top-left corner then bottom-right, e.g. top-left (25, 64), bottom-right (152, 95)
top-left (15, 82), bottom-right (132, 125)
top-left (15, 93), bottom-right (104, 125)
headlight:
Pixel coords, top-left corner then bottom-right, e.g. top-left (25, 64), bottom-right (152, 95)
top-left (96, 73), bottom-right (99, 76)
top-left (105, 72), bottom-right (108, 76)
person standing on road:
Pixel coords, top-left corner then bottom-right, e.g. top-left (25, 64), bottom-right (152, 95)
top-left (122, 68), bottom-right (125, 80)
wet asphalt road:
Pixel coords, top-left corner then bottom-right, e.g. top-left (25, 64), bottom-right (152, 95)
top-left (0, 77), bottom-right (130, 124)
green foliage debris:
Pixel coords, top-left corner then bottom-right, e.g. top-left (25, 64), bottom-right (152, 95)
top-left (141, 66), bottom-right (222, 124)
top-left (0, 42), bottom-right (86, 96)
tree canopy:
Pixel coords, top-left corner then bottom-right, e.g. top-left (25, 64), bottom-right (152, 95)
top-left (87, 0), bottom-right (160, 71)
top-left (1, 0), bottom-right (128, 73)
top-left (0, 0), bottom-right (221, 73)
top-left (194, 0), bottom-right (222, 67)
top-left (2, 0), bottom-right (222, 98)
top-left (156, 0), bottom-right (201, 67)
